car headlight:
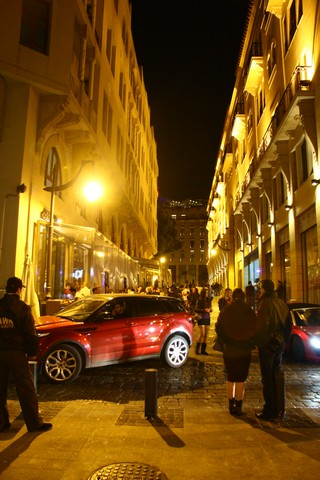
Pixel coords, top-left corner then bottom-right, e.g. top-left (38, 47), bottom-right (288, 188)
top-left (309, 336), bottom-right (320, 349)
top-left (37, 332), bottom-right (51, 338)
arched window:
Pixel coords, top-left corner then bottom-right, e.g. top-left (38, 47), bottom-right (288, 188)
top-left (45, 147), bottom-right (62, 197)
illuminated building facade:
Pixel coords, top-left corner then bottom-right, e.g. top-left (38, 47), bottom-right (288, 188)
top-left (207, 0), bottom-right (320, 302)
top-left (0, 0), bottom-right (158, 298)
top-left (163, 199), bottom-right (208, 288)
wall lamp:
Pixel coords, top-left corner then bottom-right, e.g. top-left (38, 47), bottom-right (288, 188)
top-left (267, 222), bottom-right (274, 227)
top-left (255, 233), bottom-right (261, 238)
top-left (311, 178), bottom-right (320, 186)
top-left (285, 204), bottom-right (293, 211)
top-left (213, 235), bottom-right (231, 251)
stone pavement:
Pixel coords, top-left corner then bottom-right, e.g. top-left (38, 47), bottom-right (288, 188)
top-left (1, 298), bottom-right (320, 479)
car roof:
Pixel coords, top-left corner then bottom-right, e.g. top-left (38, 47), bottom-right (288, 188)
top-left (288, 302), bottom-right (320, 310)
top-left (86, 294), bottom-right (181, 301)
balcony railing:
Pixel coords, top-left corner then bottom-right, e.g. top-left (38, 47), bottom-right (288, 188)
top-left (257, 66), bottom-right (313, 160)
top-left (235, 66), bottom-right (313, 209)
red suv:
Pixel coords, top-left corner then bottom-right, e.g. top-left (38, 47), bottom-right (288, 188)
top-left (35, 294), bottom-right (193, 383)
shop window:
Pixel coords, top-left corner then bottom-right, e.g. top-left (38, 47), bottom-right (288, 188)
top-left (20, 0), bottom-right (51, 55)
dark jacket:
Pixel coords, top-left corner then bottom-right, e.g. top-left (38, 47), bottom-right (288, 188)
top-left (0, 293), bottom-right (39, 356)
top-left (195, 295), bottom-right (211, 319)
top-left (215, 299), bottom-right (258, 350)
top-left (256, 291), bottom-right (291, 349)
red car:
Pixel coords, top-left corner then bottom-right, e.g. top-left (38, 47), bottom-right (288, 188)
top-left (35, 294), bottom-right (193, 383)
top-left (286, 303), bottom-right (320, 362)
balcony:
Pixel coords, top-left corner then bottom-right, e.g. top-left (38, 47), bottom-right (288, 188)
top-left (244, 43), bottom-right (263, 95)
top-left (257, 66), bottom-right (314, 159)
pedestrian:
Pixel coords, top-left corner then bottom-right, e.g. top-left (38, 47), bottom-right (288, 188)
top-left (245, 280), bottom-right (255, 309)
top-left (215, 288), bottom-right (258, 416)
top-left (0, 277), bottom-right (52, 433)
top-left (75, 282), bottom-right (91, 298)
top-left (188, 286), bottom-right (199, 317)
top-left (181, 283), bottom-right (190, 309)
top-left (218, 287), bottom-right (232, 311)
top-left (255, 279), bottom-right (292, 421)
top-left (194, 287), bottom-right (212, 355)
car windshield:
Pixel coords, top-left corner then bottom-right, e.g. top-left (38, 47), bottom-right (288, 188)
top-left (294, 308), bottom-right (320, 327)
top-left (57, 298), bottom-right (107, 322)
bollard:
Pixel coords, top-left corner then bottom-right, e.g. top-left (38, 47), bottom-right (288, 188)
top-left (28, 360), bottom-right (38, 394)
top-left (145, 368), bottom-right (158, 419)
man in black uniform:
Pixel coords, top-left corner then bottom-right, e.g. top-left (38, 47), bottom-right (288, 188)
top-left (0, 276), bottom-right (52, 433)
top-left (255, 279), bottom-right (292, 421)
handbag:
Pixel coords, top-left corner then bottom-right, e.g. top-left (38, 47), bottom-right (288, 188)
top-left (212, 338), bottom-right (223, 352)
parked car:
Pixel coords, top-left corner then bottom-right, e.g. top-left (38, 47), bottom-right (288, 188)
top-left (286, 303), bottom-right (320, 362)
top-left (35, 294), bottom-right (193, 384)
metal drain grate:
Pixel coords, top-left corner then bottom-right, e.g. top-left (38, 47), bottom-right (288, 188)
top-left (116, 406), bottom-right (184, 428)
top-left (88, 462), bottom-right (168, 479)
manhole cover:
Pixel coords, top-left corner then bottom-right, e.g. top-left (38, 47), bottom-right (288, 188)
top-left (88, 463), bottom-right (168, 479)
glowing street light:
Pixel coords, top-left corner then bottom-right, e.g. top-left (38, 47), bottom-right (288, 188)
top-left (84, 181), bottom-right (104, 202)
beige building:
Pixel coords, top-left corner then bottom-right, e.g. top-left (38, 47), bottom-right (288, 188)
top-left (162, 199), bottom-right (208, 288)
top-left (0, 0), bottom-right (158, 299)
top-left (207, 0), bottom-right (320, 303)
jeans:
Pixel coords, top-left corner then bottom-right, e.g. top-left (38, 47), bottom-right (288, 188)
top-left (258, 344), bottom-right (285, 417)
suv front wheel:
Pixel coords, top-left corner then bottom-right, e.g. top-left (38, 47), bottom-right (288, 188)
top-left (43, 343), bottom-right (83, 383)
top-left (162, 335), bottom-right (189, 368)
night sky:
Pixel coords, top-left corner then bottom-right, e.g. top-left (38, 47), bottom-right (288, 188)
top-left (131, 0), bottom-right (250, 201)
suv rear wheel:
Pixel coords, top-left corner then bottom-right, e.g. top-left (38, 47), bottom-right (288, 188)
top-left (163, 335), bottom-right (189, 368)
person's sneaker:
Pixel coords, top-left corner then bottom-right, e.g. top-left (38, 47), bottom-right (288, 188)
top-left (28, 423), bottom-right (53, 433)
top-left (0, 422), bottom-right (11, 433)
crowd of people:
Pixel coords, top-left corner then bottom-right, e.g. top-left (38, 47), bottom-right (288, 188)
top-left (0, 273), bottom-right (292, 433)
top-left (214, 280), bottom-right (291, 420)
top-left (187, 279), bottom-right (292, 421)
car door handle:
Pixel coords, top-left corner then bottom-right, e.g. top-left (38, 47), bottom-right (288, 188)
top-left (125, 321), bottom-right (137, 326)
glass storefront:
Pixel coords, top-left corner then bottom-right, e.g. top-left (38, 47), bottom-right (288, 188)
top-left (35, 222), bottom-right (147, 299)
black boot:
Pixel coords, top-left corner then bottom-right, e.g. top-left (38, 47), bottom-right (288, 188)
top-left (195, 342), bottom-right (201, 355)
top-left (234, 400), bottom-right (243, 416)
top-left (201, 343), bottom-right (209, 355)
top-left (229, 398), bottom-right (236, 415)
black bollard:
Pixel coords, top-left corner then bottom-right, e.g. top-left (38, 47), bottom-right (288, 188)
top-left (28, 360), bottom-right (38, 394)
top-left (145, 368), bottom-right (158, 419)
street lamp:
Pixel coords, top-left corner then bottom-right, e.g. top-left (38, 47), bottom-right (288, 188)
top-left (43, 160), bottom-right (96, 299)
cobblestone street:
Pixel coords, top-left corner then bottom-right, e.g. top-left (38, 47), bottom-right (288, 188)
top-left (3, 298), bottom-right (320, 480)
top-left (8, 298), bottom-right (320, 414)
